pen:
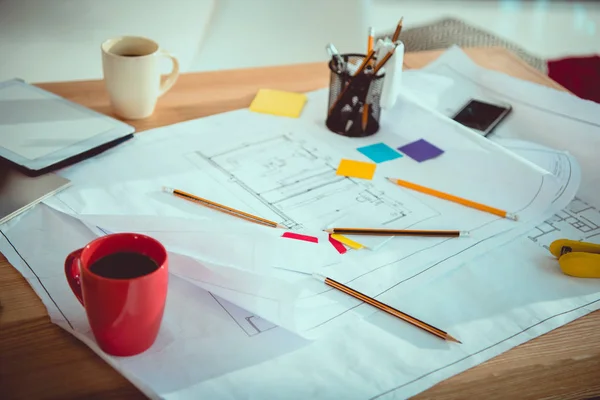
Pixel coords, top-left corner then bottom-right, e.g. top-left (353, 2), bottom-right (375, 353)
top-left (328, 49), bottom-right (377, 117)
top-left (326, 43), bottom-right (345, 73)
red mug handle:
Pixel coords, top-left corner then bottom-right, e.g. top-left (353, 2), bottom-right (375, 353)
top-left (64, 248), bottom-right (84, 306)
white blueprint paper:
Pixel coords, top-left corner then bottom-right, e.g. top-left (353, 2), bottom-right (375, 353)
top-left (405, 45), bottom-right (600, 208)
top-left (40, 89), bottom-right (577, 336)
top-left (1, 47), bottom-right (598, 398)
top-left (1, 141), bottom-right (595, 400)
top-left (0, 205), bottom-right (308, 399)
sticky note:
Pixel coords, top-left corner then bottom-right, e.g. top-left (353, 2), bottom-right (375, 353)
top-left (282, 232), bottom-right (318, 243)
top-left (398, 139), bottom-right (444, 162)
top-left (357, 143), bottom-right (403, 163)
top-left (336, 159), bottom-right (376, 180)
top-left (331, 234), bottom-right (364, 250)
top-left (249, 89), bottom-right (307, 118)
top-left (328, 234), bottom-right (348, 254)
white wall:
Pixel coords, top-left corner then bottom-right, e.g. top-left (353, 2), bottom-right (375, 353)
top-left (0, 0), bottom-right (216, 82)
top-left (0, 0), bottom-right (599, 83)
top-left (190, 0), bottom-right (371, 72)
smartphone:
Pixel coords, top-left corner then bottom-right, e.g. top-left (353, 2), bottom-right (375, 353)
top-left (451, 99), bottom-right (512, 137)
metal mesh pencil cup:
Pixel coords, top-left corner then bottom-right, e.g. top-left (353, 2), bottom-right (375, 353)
top-left (325, 53), bottom-right (385, 137)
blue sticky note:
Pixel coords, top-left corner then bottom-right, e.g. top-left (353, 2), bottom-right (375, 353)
top-left (357, 143), bottom-right (403, 163)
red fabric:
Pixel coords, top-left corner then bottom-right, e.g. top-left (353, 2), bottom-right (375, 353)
top-left (547, 55), bottom-right (600, 103)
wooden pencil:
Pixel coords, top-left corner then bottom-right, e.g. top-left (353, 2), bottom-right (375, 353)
top-left (391, 17), bottom-right (404, 42)
top-left (314, 273), bottom-right (460, 343)
top-left (163, 187), bottom-right (286, 229)
top-left (373, 42), bottom-right (399, 74)
top-left (324, 228), bottom-right (468, 237)
top-left (328, 49), bottom-right (377, 116)
top-left (362, 27), bottom-right (375, 132)
top-left (387, 178), bottom-right (518, 220)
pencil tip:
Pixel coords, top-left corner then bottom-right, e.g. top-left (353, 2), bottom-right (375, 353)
top-left (162, 186), bottom-right (174, 193)
top-left (276, 223), bottom-right (288, 229)
top-left (324, 228), bottom-right (333, 233)
top-left (446, 334), bottom-right (461, 344)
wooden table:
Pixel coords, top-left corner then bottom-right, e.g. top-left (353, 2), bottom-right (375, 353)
top-left (1, 47), bottom-right (599, 399)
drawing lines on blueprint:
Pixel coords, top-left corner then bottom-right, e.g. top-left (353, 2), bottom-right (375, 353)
top-left (528, 198), bottom-right (600, 249)
top-left (210, 293), bottom-right (276, 337)
top-left (187, 135), bottom-right (417, 231)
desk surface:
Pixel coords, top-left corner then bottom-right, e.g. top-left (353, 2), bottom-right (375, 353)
top-left (1, 47), bottom-right (599, 399)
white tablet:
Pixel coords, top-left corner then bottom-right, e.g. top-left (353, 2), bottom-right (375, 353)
top-left (0, 78), bottom-right (135, 175)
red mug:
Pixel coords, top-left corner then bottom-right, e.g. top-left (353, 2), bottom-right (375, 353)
top-left (64, 233), bottom-right (168, 356)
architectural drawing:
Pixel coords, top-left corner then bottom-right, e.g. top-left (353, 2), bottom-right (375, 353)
top-left (187, 135), bottom-right (435, 231)
top-left (210, 293), bottom-right (276, 337)
top-left (528, 197), bottom-right (600, 249)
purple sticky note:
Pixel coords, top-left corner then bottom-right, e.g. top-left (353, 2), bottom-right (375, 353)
top-left (398, 139), bottom-right (444, 162)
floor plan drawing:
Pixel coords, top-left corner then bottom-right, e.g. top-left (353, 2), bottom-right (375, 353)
top-left (187, 135), bottom-right (436, 232)
top-left (210, 293), bottom-right (277, 337)
top-left (528, 197), bottom-right (600, 249)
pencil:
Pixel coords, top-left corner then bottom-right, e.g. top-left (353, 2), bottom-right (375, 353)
top-left (324, 228), bottom-right (468, 237)
top-left (391, 17), bottom-right (404, 42)
top-left (367, 26), bottom-right (374, 54)
top-left (362, 27), bottom-right (375, 132)
top-left (386, 178), bottom-right (518, 220)
top-left (328, 49), bottom-right (377, 116)
top-left (314, 273), bottom-right (460, 343)
top-left (373, 42), bottom-right (399, 74)
top-left (163, 187), bottom-right (286, 229)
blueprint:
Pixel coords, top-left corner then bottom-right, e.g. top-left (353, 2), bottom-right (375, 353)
top-left (39, 89), bottom-right (579, 337)
top-left (0, 139), bottom-right (591, 400)
top-left (0, 204), bottom-right (308, 399)
top-left (1, 46), bottom-right (599, 399)
top-left (184, 133), bottom-right (436, 250)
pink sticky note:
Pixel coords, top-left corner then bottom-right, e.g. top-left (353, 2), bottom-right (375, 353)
top-left (282, 232), bottom-right (319, 243)
top-left (328, 234), bottom-right (347, 254)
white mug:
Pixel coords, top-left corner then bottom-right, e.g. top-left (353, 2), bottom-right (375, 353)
top-left (101, 36), bottom-right (179, 120)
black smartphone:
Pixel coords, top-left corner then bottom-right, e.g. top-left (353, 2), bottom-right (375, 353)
top-left (451, 99), bottom-right (512, 137)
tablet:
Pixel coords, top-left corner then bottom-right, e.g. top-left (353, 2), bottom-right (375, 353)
top-left (0, 78), bottom-right (135, 175)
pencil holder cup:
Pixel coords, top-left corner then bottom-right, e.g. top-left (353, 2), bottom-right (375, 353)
top-left (325, 53), bottom-right (385, 137)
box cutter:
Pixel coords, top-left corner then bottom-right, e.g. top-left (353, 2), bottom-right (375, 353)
top-left (549, 239), bottom-right (600, 278)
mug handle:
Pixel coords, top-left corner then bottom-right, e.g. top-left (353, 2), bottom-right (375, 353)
top-left (64, 248), bottom-right (84, 306)
top-left (158, 50), bottom-right (180, 97)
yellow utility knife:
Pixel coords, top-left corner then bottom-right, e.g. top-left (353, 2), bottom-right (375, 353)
top-left (549, 239), bottom-right (600, 278)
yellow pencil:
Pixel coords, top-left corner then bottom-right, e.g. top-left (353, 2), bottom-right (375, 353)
top-left (328, 49), bottom-right (377, 116)
top-left (386, 178), bottom-right (518, 220)
top-left (362, 27), bottom-right (375, 132)
top-left (163, 187), bottom-right (286, 228)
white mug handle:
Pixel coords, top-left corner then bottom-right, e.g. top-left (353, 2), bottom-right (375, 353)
top-left (158, 50), bottom-right (180, 97)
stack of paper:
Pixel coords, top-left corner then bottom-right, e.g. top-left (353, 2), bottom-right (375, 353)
top-left (1, 47), bottom-right (598, 399)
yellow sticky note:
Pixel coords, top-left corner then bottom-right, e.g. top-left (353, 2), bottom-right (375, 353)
top-left (331, 234), bottom-right (364, 250)
top-left (249, 89), bottom-right (307, 118)
top-left (336, 159), bottom-right (377, 180)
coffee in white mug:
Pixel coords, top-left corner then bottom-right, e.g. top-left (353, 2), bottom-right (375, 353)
top-left (101, 36), bottom-right (179, 120)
